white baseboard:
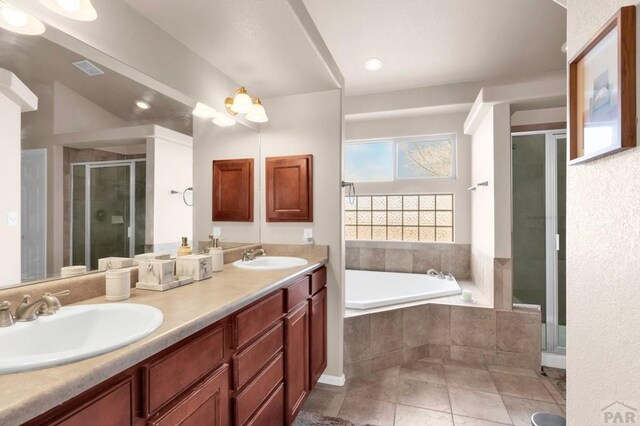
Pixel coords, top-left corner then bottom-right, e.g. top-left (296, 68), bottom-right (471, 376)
top-left (542, 351), bottom-right (566, 369)
top-left (318, 373), bottom-right (346, 386)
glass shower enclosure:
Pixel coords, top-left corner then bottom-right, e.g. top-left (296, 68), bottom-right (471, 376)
top-left (511, 131), bottom-right (566, 354)
top-left (71, 160), bottom-right (146, 270)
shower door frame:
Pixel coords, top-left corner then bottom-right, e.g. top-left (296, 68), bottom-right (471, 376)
top-left (71, 159), bottom-right (146, 268)
top-left (511, 129), bottom-right (566, 355)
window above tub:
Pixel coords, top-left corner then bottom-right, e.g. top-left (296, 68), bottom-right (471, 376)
top-left (345, 134), bottom-right (457, 183)
top-left (345, 194), bottom-right (454, 242)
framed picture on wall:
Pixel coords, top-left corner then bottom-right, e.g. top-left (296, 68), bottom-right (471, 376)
top-left (569, 5), bottom-right (636, 165)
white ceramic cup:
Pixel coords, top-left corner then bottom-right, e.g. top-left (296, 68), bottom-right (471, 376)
top-left (105, 269), bottom-right (131, 302)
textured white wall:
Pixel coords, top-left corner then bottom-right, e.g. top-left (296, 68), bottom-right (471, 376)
top-left (192, 120), bottom-right (261, 244)
top-left (260, 89), bottom-right (344, 379)
top-left (471, 109), bottom-right (496, 257)
top-left (567, 0), bottom-right (640, 423)
top-left (346, 112), bottom-right (472, 244)
top-left (0, 93), bottom-right (22, 286)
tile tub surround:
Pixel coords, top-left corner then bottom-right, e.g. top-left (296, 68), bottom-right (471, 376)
top-left (301, 361), bottom-right (565, 426)
top-left (0, 256), bottom-right (328, 425)
top-left (344, 305), bottom-right (541, 379)
top-left (346, 241), bottom-right (471, 279)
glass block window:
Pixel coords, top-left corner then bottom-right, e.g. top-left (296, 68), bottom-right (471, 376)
top-left (345, 194), bottom-right (454, 242)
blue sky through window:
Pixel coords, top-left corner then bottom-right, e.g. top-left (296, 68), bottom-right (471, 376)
top-left (344, 141), bottom-right (393, 182)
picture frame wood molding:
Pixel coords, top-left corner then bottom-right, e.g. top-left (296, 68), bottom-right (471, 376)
top-left (568, 5), bottom-right (636, 165)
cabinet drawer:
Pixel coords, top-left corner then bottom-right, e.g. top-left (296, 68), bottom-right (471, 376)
top-left (144, 325), bottom-right (225, 415)
top-left (234, 322), bottom-right (283, 389)
top-left (234, 353), bottom-right (284, 426)
top-left (235, 291), bottom-right (284, 348)
top-left (52, 377), bottom-right (132, 426)
top-left (286, 276), bottom-right (311, 311)
top-left (311, 266), bottom-right (327, 295)
top-left (246, 384), bottom-right (284, 426)
top-left (149, 365), bottom-right (230, 426)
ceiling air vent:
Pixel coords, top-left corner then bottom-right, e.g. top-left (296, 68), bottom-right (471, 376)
top-left (72, 59), bottom-right (104, 76)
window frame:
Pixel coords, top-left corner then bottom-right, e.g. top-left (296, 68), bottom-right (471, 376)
top-left (345, 133), bottom-right (458, 183)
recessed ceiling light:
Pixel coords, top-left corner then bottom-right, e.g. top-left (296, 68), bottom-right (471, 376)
top-left (136, 101), bottom-right (150, 110)
top-left (39, 0), bottom-right (97, 21)
top-left (0, 4), bottom-right (45, 35)
top-left (364, 57), bottom-right (382, 71)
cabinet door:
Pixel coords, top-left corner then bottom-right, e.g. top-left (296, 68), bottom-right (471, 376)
top-left (265, 155), bottom-right (313, 222)
top-left (149, 364), bottom-right (230, 426)
top-left (309, 287), bottom-right (327, 388)
top-left (212, 158), bottom-right (254, 222)
top-left (284, 303), bottom-right (310, 424)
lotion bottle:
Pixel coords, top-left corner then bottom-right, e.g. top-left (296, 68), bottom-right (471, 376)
top-left (178, 237), bottom-right (192, 257)
top-left (210, 236), bottom-right (224, 272)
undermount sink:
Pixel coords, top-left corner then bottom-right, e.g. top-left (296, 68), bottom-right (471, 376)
top-left (233, 256), bottom-right (308, 271)
top-left (0, 303), bottom-right (163, 374)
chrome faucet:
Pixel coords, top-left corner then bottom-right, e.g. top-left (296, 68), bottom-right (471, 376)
top-left (426, 269), bottom-right (446, 279)
top-left (0, 302), bottom-right (14, 327)
top-left (241, 248), bottom-right (267, 262)
top-left (14, 290), bottom-right (70, 322)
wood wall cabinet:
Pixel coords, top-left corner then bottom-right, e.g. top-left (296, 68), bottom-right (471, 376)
top-left (29, 265), bottom-right (328, 426)
top-left (265, 155), bottom-right (313, 222)
top-left (212, 158), bottom-right (254, 222)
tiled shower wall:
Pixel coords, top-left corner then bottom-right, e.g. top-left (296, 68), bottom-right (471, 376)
top-left (344, 304), bottom-right (541, 378)
top-left (345, 241), bottom-right (471, 279)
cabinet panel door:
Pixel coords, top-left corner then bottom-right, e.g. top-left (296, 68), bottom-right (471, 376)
top-left (265, 155), bottom-right (313, 222)
top-left (149, 364), bottom-right (230, 426)
top-left (52, 377), bottom-right (133, 426)
top-left (309, 287), bottom-right (327, 388)
top-left (284, 303), bottom-right (309, 424)
top-left (212, 159), bottom-right (254, 222)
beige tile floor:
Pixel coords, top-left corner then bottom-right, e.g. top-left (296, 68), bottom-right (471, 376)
top-left (302, 358), bottom-right (565, 426)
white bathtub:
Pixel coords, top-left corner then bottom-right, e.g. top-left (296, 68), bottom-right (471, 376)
top-left (345, 269), bottom-right (462, 309)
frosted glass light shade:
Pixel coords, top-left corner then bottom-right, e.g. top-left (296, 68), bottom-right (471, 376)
top-left (230, 91), bottom-right (253, 114)
top-left (39, 0), bottom-right (97, 21)
top-left (245, 100), bottom-right (268, 123)
top-left (0, 5), bottom-right (45, 35)
top-left (192, 102), bottom-right (216, 119)
top-left (213, 114), bottom-right (236, 127)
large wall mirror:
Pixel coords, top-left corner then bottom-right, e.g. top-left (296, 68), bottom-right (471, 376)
top-left (0, 25), bottom-right (261, 289)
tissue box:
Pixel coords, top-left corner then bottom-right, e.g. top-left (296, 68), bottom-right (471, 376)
top-left (98, 257), bottom-right (135, 271)
top-left (135, 252), bottom-right (171, 261)
top-left (176, 254), bottom-right (212, 281)
top-left (138, 259), bottom-right (175, 284)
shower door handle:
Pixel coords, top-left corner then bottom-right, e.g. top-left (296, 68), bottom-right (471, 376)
top-left (555, 234), bottom-right (560, 251)
top-left (127, 226), bottom-right (132, 240)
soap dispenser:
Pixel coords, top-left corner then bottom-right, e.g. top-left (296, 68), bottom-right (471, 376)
top-left (178, 237), bottom-right (192, 257)
top-left (209, 235), bottom-right (224, 272)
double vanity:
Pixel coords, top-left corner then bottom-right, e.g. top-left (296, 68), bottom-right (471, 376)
top-left (0, 254), bottom-right (328, 426)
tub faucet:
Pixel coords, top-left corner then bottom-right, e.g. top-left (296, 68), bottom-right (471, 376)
top-left (427, 269), bottom-right (445, 279)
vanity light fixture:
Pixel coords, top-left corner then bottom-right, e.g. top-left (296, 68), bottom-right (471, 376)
top-left (364, 57), bottom-right (383, 71)
top-left (136, 100), bottom-right (150, 110)
top-left (245, 98), bottom-right (269, 123)
top-left (225, 87), bottom-right (253, 114)
top-left (0, 2), bottom-right (45, 35)
top-left (39, 0), bottom-right (97, 21)
top-left (192, 102), bottom-right (217, 119)
top-left (212, 114), bottom-right (236, 127)
top-left (224, 87), bottom-right (269, 123)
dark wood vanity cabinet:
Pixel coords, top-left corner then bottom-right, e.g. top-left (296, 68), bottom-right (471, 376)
top-left (28, 265), bottom-right (327, 426)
